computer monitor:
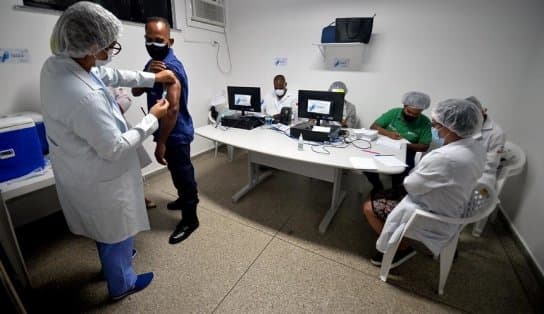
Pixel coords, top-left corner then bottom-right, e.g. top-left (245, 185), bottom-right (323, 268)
top-left (298, 90), bottom-right (344, 125)
top-left (227, 86), bottom-right (261, 116)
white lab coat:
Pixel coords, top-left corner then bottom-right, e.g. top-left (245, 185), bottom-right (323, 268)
top-left (261, 89), bottom-right (297, 116)
top-left (40, 56), bottom-right (158, 244)
top-left (473, 117), bottom-right (505, 188)
top-left (377, 137), bottom-right (485, 255)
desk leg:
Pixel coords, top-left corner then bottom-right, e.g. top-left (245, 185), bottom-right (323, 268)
top-left (318, 168), bottom-right (347, 234)
top-left (0, 195), bottom-right (31, 288)
top-left (232, 160), bottom-right (273, 202)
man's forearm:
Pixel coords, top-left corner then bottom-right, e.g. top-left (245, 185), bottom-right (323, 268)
top-left (157, 111), bottom-right (178, 144)
top-left (132, 87), bottom-right (146, 97)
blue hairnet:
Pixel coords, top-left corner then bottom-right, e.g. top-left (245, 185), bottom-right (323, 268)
top-left (432, 99), bottom-right (483, 138)
top-left (50, 1), bottom-right (122, 58)
top-left (465, 96), bottom-right (483, 111)
top-left (402, 91), bottom-right (430, 110)
top-left (329, 81), bottom-right (348, 94)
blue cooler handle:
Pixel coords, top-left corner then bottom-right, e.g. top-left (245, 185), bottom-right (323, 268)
top-left (0, 148), bottom-right (15, 160)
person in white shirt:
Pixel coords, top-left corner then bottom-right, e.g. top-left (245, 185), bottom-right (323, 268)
top-left (465, 96), bottom-right (506, 188)
top-left (362, 99), bottom-right (485, 269)
top-left (261, 74), bottom-right (297, 118)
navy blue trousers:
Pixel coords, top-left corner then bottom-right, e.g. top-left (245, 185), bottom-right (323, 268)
top-left (165, 143), bottom-right (199, 219)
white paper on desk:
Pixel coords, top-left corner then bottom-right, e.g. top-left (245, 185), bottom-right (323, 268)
top-left (349, 157), bottom-right (377, 170)
top-left (312, 125), bottom-right (331, 133)
top-left (376, 137), bottom-right (410, 150)
top-left (373, 155), bottom-right (408, 167)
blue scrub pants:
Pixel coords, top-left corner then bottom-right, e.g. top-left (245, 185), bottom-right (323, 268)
top-left (96, 237), bottom-right (137, 297)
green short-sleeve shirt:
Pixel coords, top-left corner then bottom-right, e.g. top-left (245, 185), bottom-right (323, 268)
top-left (374, 108), bottom-right (432, 144)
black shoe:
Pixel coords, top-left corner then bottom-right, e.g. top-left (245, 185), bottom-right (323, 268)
top-left (390, 247), bottom-right (416, 269)
top-left (370, 247), bottom-right (416, 269)
top-left (168, 219), bottom-right (199, 244)
top-left (167, 200), bottom-right (182, 210)
top-left (370, 251), bottom-right (384, 266)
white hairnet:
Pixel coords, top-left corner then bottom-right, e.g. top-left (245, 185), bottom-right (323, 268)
top-left (402, 91), bottom-right (430, 110)
top-left (329, 81), bottom-right (348, 94)
top-left (465, 96), bottom-right (483, 111)
top-left (432, 99), bottom-right (483, 138)
top-left (50, 1), bottom-right (122, 58)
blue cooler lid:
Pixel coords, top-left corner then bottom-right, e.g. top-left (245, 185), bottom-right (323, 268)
top-left (1, 111), bottom-right (48, 155)
top-left (0, 116), bottom-right (35, 132)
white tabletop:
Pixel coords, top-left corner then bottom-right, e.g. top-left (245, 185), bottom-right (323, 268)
top-left (0, 165), bottom-right (55, 201)
top-left (195, 125), bottom-right (406, 174)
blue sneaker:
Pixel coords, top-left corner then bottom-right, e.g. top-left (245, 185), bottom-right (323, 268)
top-left (111, 272), bottom-right (154, 301)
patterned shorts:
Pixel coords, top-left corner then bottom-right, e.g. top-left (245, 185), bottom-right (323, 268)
top-left (371, 187), bottom-right (408, 221)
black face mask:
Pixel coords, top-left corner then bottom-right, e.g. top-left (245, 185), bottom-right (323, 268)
top-left (403, 111), bottom-right (417, 122)
top-left (146, 42), bottom-right (169, 60)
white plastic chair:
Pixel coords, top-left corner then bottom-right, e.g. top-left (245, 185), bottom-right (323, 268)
top-left (208, 104), bottom-right (234, 161)
top-left (472, 141), bottom-right (526, 237)
top-left (379, 182), bottom-right (499, 295)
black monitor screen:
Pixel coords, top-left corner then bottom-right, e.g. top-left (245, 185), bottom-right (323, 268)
top-left (298, 90), bottom-right (344, 122)
top-left (227, 86), bottom-right (261, 115)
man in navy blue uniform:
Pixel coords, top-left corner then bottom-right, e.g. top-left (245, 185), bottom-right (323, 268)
top-left (133, 17), bottom-right (199, 244)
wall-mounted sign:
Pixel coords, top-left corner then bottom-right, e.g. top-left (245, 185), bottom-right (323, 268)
top-left (333, 58), bottom-right (350, 68)
top-left (273, 57), bottom-right (288, 67)
top-left (0, 48), bottom-right (31, 64)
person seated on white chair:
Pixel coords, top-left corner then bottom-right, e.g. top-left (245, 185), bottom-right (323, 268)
top-left (322, 81), bottom-right (360, 128)
top-left (465, 96), bottom-right (506, 188)
top-left (362, 99), bottom-right (486, 268)
top-left (261, 74), bottom-right (297, 120)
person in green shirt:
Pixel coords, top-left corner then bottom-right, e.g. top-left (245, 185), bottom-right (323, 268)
top-left (365, 91), bottom-right (432, 192)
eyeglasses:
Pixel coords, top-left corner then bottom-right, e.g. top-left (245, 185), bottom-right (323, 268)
top-left (105, 41), bottom-right (122, 56)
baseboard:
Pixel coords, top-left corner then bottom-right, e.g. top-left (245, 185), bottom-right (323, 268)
top-left (497, 209), bottom-right (544, 286)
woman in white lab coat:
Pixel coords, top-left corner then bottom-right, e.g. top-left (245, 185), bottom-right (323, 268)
top-left (465, 96), bottom-right (506, 189)
top-left (362, 99), bottom-right (485, 268)
top-left (40, 2), bottom-right (175, 300)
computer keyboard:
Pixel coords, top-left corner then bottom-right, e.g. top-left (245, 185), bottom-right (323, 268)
top-left (272, 123), bottom-right (290, 132)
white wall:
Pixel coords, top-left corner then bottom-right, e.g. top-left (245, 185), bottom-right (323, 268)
top-left (0, 0), bottom-right (227, 175)
top-left (500, 16), bottom-right (544, 276)
top-left (226, 0), bottom-right (544, 274)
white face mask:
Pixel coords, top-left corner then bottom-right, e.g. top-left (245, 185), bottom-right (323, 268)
top-left (275, 89), bottom-right (285, 97)
top-left (95, 50), bottom-right (113, 67)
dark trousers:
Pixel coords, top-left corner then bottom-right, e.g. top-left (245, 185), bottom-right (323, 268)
top-left (165, 143), bottom-right (199, 220)
top-left (364, 150), bottom-right (417, 189)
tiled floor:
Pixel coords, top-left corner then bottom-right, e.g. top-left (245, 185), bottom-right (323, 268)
top-left (16, 149), bottom-right (541, 313)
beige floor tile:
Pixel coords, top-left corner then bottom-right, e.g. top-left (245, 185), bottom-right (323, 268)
top-left (384, 230), bottom-right (534, 313)
top-left (25, 207), bottom-right (272, 313)
top-left (194, 151), bottom-right (338, 235)
top-left (215, 238), bottom-right (460, 314)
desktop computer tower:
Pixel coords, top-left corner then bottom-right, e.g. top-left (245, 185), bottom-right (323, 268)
top-left (289, 122), bottom-right (341, 142)
top-left (220, 114), bottom-right (264, 130)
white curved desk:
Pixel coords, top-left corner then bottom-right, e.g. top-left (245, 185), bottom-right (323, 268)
top-left (195, 125), bottom-right (406, 233)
